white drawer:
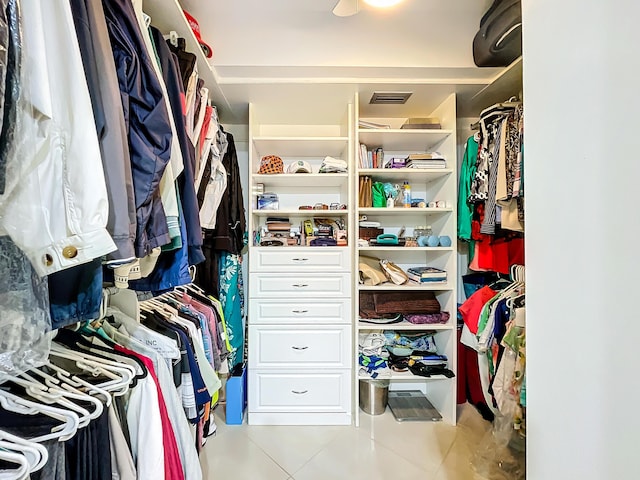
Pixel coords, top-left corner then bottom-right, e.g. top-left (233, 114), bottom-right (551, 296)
top-left (249, 298), bottom-right (351, 325)
top-left (249, 325), bottom-right (352, 369)
top-left (250, 247), bottom-right (349, 272)
top-left (249, 273), bottom-right (351, 298)
top-left (248, 370), bottom-right (351, 413)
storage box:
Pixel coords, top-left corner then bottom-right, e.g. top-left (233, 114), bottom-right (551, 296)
top-left (257, 193), bottom-right (279, 210)
top-left (359, 227), bottom-right (383, 241)
top-left (225, 367), bottom-right (247, 425)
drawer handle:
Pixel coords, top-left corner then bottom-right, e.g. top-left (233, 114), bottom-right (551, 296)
top-left (292, 284), bottom-right (309, 288)
top-left (292, 309), bottom-right (308, 314)
top-left (291, 390), bottom-right (308, 395)
top-left (292, 258), bottom-right (309, 262)
top-left (291, 346), bottom-right (309, 350)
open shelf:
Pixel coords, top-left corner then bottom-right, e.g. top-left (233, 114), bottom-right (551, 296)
top-left (253, 209), bottom-right (350, 217)
top-left (358, 129), bottom-right (452, 152)
top-left (358, 207), bottom-right (453, 216)
top-left (358, 168), bottom-right (453, 182)
top-left (253, 173), bottom-right (348, 187)
top-left (357, 246), bottom-right (454, 253)
top-left (253, 136), bottom-right (349, 157)
top-left (357, 283), bottom-right (453, 291)
top-left (358, 371), bottom-right (452, 381)
top-left (357, 321), bottom-right (454, 331)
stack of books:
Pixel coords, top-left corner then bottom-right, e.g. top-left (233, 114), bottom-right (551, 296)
top-left (407, 266), bottom-right (447, 284)
top-left (404, 153), bottom-right (446, 169)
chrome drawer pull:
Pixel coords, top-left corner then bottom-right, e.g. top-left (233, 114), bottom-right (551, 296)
top-left (291, 390), bottom-right (308, 395)
top-left (291, 346), bottom-right (309, 350)
top-left (292, 284), bottom-right (309, 288)
top-left (292, 309), bottom-right (308, 314)
top-left (292, 258), bottom-right (309, 261)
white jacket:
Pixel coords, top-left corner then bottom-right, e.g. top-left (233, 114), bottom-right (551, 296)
top-left (0, 0), bottom-right (115, 276)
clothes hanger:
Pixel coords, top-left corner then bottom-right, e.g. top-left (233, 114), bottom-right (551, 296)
top-left (48, 343), bottom-right (134, 396)
top-left (26, 363), bottom-right (112, 407)
top-left (0, 430), bottom-right (48, 473)
top-left (0, 389), bottom-right (80, 443)
top-left (54, 327), bottom-right (147, 389)
top-left (7, 373), bottom-right (100, 428)
top-left (0, 448), bottom-right (30, 480)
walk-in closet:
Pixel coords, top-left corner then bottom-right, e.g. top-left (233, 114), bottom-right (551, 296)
top-left (0, 0), bottom-right (637, 479)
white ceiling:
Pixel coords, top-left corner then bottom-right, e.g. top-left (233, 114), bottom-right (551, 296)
top-left (178, 0), bottom-right (517, 124)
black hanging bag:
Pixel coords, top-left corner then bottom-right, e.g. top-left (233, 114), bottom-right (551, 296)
top-left (472, 0), bottom-right (522, 67)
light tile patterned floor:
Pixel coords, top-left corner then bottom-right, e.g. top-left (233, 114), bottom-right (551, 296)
top-left (200, 404), bottom-right (494, 480)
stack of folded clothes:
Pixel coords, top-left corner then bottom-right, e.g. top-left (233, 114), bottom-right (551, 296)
top-left (319, 156), bottom-right (348, 173)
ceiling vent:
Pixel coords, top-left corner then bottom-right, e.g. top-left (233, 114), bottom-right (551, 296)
top-left (369, 91), bottom-right (413, 105)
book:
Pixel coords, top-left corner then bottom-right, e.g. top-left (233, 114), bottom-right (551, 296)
top-left (408, 273), bottom-right (447, 283)
top-left (405, 152), bottom-right (445, 161)
top-left (407, 266), bottom-right (447, 278)
top-left (400, 123), bottom-right (442, 130)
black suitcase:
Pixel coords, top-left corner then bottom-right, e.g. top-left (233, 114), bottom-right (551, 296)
top-left (473, 0), bottom-right (522, 67)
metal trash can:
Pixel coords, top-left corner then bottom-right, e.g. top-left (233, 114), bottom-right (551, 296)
top-left (359, 379), bottom-right (390, 415)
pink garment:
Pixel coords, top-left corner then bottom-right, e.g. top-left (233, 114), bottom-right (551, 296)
top-left (116, 346), bottom-right (185, 480)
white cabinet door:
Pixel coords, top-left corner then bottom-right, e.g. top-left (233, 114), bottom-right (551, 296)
top-left (249, 325), bottom-right (352, 369)
top-left (249, 273), bottom-right (351, 298)
top-left (250, 247), bottom-right (349, 272)
top-left (249, 298), bottom-right (351, 325)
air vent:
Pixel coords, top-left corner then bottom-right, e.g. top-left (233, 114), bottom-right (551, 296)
top-left (369, 91), bottom-right (413, 105)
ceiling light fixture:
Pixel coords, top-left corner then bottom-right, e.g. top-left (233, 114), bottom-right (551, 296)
top-left (362, 0), bottom-right (403, 8)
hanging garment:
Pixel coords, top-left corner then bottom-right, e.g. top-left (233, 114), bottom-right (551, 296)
top-left (107, 404), bottom-right (137, 480)
top-left (0, 0), bottom-right (116, 277)
top-left (458, 134), bottom-right (479, 241)
top-left (480, 119), bottom-right (506, 234)
top-left (102, 0), bottom-right (173, 258)
top-left (0, 236), bottom-right (51, 379)
top-left (167, 37), bottom-right (196, 91)
top-left (69, 0), bottom-right (136, 263)
top-left (0, 0), bottom-right (20, 195)
top-left (218, 252), bottom-right (244, 369)
top-left (151, 26), bottom-right (205, 266)
top-left (202, 131), bottom-right (246, 255)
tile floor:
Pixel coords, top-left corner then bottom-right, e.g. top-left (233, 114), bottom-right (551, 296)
top-left (200, 404), bottom-right (495, 480)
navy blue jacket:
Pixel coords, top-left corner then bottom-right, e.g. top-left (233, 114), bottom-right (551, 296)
top-left (151, 26), bottom-right (205, 266)
top-left (102, 0), bottom-right (173, 257)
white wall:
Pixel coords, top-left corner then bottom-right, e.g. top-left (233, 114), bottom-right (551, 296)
top-left (523, 1), bottom-right (640, 478)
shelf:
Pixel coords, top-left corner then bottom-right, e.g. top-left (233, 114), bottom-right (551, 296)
top-left (252, 209), bottom-right (350, 217)
top-left (253, 136), bottom-right (349, 158)
top-left (358, 283), bottom-right (454, 291)
top-left (252, 173), bottom-right (348, 187)
top-left (144, 0), bottom-right (232, 120)
top-left (358, 129), bottom-right (452, 152)
top-left (357, 246), bottom-right (453, 253)
top-left (358, 168), bottom-right (452, 182)
top-left (357, 321), bottom-right (454, 331)
top-left (358, 371), bottom-right (451, 381)
top-left (357, 207), bottom-right (452, 216)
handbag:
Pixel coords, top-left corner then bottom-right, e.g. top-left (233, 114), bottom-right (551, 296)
top-left (379, 259), bottom-right (408, 285)
top-left (358, 256), bottom-right (387, 286)
top-left (358, 176), bottom-right (372, 207)
top-left (472, 0), bottom-right (522, 67)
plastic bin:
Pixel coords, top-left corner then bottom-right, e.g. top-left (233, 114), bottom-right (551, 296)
top-left (359, 378), bottom-right (390, 415)
top-left (225, 366), bottom-right (247, 425)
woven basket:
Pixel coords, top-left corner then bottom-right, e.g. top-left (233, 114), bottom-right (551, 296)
top-left (372, 291), bottom-right (441, 314)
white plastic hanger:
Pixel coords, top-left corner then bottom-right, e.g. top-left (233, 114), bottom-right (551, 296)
top-left (0, 389), bottom-right (80, 442)
top-left (48, 343), bottom-right (134, 395)
top-left (0, 448), bottom-right (30, 480)
top-left (0, 437), bottom-right (48, 474)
